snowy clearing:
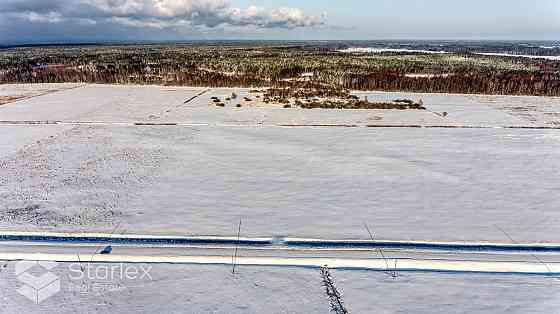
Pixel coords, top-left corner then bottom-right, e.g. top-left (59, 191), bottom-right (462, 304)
top-left (474, 52), bottom-right (560, 61)
top-left (0, 84), bottom-right (559, 243)
top-left (338, 48), bottom-right (449, 54)
top-left (0, 262), bottom-right (328, 314)
top-left (1, 84), bottom-right (560, 313)
top-left (335, 270), bottom-right (560, 314)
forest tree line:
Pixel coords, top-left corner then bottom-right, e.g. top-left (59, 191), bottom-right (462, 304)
top-left (1, 44), bottom-right (559, 96)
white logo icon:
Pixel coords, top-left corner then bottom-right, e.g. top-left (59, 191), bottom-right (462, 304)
top-left (15, 261), bottom-right (60, 304)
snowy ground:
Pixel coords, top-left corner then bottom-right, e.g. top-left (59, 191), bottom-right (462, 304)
top-left (1, 84), bottom-right (560, 313)
top-left (0, 84), bottom-right (559, 243)
top-left (355, 91), bottom-right (560, 127)
top-left (0, 84), bottom-right (203, 122)
top-left (0, 259), bottom-right (558, 314)
top-left (0, 262), bottom-right (329, 314)
top-left (334, 270), bottom-right (560, 314)
top-left (1, 124), bottom-right (559, 242)
top-left (0, 84), bottom-right (82, 106)
top-left (0, 84), bottom-right (81, 99)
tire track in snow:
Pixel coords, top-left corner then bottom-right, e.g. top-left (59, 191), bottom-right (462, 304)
top-left (320, 266), bottom-right (349, 314)
top-left (2, 120), bottom-right (560, 130)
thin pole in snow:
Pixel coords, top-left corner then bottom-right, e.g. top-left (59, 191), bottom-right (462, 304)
top-left (232, 219), bottom-right (242, 275)
top-left (364, 223), bottom-right (395, 278)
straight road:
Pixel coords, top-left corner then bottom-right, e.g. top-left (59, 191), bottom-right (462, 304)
top-left (1, 235), bottom-right (560, 275)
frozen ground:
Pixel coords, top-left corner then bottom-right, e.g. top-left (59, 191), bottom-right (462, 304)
top-left (160, 87), bottom-right (446, 126)
top-left (0, 84), bottom-right (559, 243)
top-left (0, 259), bottom-right (558, 313)
top-left (0, 84), bottom-right (203, 122)
top-left (355, 91), bottom-right (560, 127)
top-left (0, 84), bottom-right (82, 106)
top-left (334, 270), bottom-right (560, 314)
top-left (1, 84), bottom-right (560, 313)
top-left (1, 124), bottom-right (560, 242)
top-left (0, 84), bottom-right (81, 99)
top-left (0, 262), bottom-right (329, 314)
top-left (0, 125), bottom-right (72, 158)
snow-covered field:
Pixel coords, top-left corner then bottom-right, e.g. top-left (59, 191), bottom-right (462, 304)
top-left (338, 47), bottom-right (449, 54)
top-left (0, 83), bottom-right (81, 98)
top-left (337, 47), bottom-right (560, 61)
top-left (0, 83), bottom-right (82, 106)
top-left (334, 270), bottom-right (560, 314)
top-left (0, 262), bottom-right (329, 314)
top-left (474, 52), bottom-right (560, 61)
top-left (354, 91), bottom-right (560, 127)
top-left (0, 84), bottom-right (559, 243)
top-left (0, 260), bottom-right (557, 314)
top-left (0, 84), bottom-right (203, 121)
top-left (3, 124), bottom-right (560, 242)
top-left (1, 84), bottom-right (560, 313)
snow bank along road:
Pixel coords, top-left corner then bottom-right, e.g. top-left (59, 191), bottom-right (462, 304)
top-left (2, 232), bottom-right (560, 276)
top-left (3, 251), bottom-right (560, 276)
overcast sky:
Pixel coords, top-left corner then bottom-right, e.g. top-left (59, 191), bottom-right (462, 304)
top-left (1, 0), bottom-right (559, 43)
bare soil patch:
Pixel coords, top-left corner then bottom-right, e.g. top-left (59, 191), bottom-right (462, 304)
top-left (0, 96), bottom-right (25, 105)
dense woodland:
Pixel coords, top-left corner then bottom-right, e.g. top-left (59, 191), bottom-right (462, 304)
top-left (1, 43), bottom-right (560, 96)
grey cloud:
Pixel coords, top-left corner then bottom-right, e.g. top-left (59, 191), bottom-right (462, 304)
top-left (1, 0), bottom-right (66, 13)
top-left (0, 0), bottom-right (324, 30)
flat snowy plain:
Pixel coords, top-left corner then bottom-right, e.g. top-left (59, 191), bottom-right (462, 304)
top-left (1, 261), bottom-right (555, 314)
top-left (334, 270), bottom-right (560, 314)
top-left (1, 84), bottom-right (560, 313)
top-left (1, 84), bottom-right (559, 242)
top-left (0, 262), bottom-right (329, 313)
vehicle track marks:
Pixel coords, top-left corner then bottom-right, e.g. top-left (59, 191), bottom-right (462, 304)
top-left (320, 266), bottom-right (349, 314)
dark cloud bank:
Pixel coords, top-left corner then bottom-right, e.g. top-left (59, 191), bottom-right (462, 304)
top-left (0, 0), bottom-right (325, 43)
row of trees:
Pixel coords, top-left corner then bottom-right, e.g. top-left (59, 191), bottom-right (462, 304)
top-left (1, 45), bottom-right (559, 96)
top-left (3, 67), bottom-right (559, 96)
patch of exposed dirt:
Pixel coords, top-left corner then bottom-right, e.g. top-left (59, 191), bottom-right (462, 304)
top-left (0, 96), bottom-right (25, 105)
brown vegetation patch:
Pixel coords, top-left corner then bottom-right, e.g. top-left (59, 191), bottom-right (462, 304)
top-left (263, 86), bottom-right (425, 110)
top-left (0, 96), bottom-right (25, 105)
top-left (297, 99), bottom-right (426, 110)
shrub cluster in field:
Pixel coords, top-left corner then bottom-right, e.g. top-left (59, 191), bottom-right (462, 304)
top-left (260, 86), bottom-right (426, 110)
top-left (296, 99), bottom-right (425, 110)
top-left (263, 85), bottom-right (352, 100)
top-left (209, 86), bottom-right (425, 110)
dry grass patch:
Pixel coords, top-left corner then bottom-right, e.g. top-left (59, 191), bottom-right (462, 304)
top-left (0, 96), bottom-right (25, 105)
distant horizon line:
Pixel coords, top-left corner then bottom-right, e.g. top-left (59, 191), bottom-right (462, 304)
top-left (2, 38), bottom-right (559, 48)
